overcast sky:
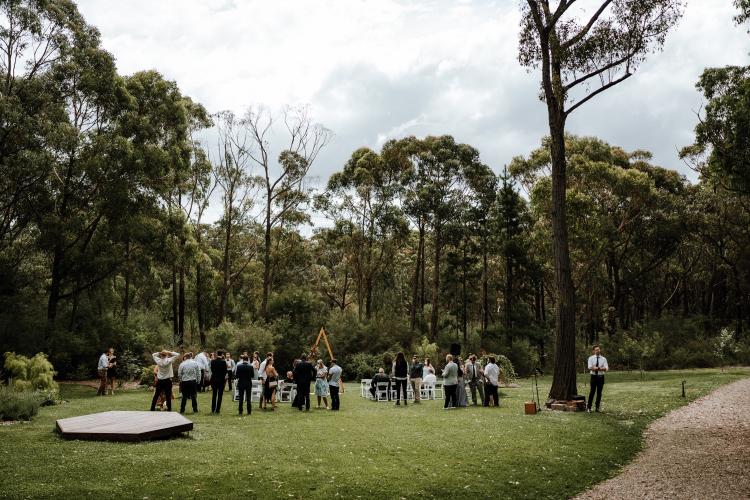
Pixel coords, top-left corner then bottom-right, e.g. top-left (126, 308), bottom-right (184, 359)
top-left (76, 0), bottom-right (748, 221)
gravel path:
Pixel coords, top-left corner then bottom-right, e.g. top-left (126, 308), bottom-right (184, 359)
top-left (578, 377), bottom-right (750, 500)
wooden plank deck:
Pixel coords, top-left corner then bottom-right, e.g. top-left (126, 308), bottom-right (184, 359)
top-left (56, 411), bottom-right (193, 442)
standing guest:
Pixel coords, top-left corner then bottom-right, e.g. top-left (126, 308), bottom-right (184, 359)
top-left (195, 350), bottom-right (210, 392)
top-left (290, 359), bottom-right (301, 408)
top-left (225, 352), bottom-right (236, 392)
top-left (370, 368), bottom-right (391, 400)
top-left (465, 355), bottom-right (484, 406)
top-left (235, 354), bottom-right (255, 415)
top-left (422, 358), bottom-right (433, 378)
top-left (587, 345), bottom-right (609, 413)
top-left (150, 350), bottom-right (180, 411)
top-left (392, 352), bottom-right (409, 406)
top-left (106, 350), bottom-right (117, 395)
top-left (442, 354), bottom-right (458, 409)
top-left (210, 350), bottom-right (228, 414)
top-left (423, 367), bottom-right (437, 400)
top-left (328, 359), bottom-right (342, 411)
top-left (410, 355), bottom-right (423, 404)
top-left (483, 356), bottom-right (500, 407)
top-left (252, 352), bottom-right (261, 372)
top-left (263, 359), bottom-right (279, 410)
top-left (177, 352), bottom-right (200, 414)
top-left (97, 348), bottom-right (112, 396)
top-left (257, 352), bottom-right (272, 410)
top-left (314, 359), bottom-right (330, 409)
top-left (453, 357), bottom-right (468, 408)
top-left (293, 354), bottom-right (316, 411)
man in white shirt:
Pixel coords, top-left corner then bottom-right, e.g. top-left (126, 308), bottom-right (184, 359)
top-left (328, 359), bottom-right (343, 411)
top-left (195, 350), bottom-right (209, 392)
top-left (96, 348), bottom-right (112, 396)
top-left (177, 352), bottom-right (200, 414)
top-left (483, 357), bottom-right (500, 407)
top-left (587, 345), bottom-right (608, 412)
top-left (150, 350), bottom-right (180, 412)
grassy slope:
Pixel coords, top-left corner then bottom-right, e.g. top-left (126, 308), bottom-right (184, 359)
top-left (1, 368), bottom-right (747, 499)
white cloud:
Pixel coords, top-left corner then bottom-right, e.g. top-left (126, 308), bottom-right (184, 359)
top-left (77, 0), bottom-right (749, 216)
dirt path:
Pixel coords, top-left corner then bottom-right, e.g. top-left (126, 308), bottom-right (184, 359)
top-left (578, 377), bottom-right (750, 500)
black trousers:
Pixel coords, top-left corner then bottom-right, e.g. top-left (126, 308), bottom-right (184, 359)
top-left (297, 382), bottom-right (311, 410)
top-left (151, 378), bottom-right (172, 411)
top-left (179, 381), bottom-right (198, 413)
top-left (394, 379), bottom-right (407, 402)
top-left (484, 383), bottom-right (499, 407)
top-left (211, 383), bottom-right (224, 413)
top-left (199, 370), bottom-right (206, 392)
top-left (444, 384), bottom-right (457, 408)
top-left (330, 385), bottom-right (340, 410)
top-left (237, 384), bottom-right (251, 414)
top-left (226, 372), bottom-right (233, 391)
top-left (588, 375), bottom-right (604, 410)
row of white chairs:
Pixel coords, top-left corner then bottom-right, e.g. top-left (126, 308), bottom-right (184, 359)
top-left (231, 379), bottom-right (297, 403)
top-left (360, 379), bottom-right (444, 401)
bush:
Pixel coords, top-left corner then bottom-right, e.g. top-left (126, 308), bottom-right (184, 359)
top-left (3, 352), bottom-right (58, 393)
top-left (477, 353), bottom-right (517, 384)
top-left (116, 349), bottom-right (148, 383)
top-left (0, 386), bottom-right (41, 421)
top-left (343, 353), bottom-right (383, 380)
top-left (139, 366), bottom-right (156, 386)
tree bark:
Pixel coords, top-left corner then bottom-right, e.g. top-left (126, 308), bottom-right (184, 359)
top-left (410, 221), bottom-right (424, 331)
top-left (219, 208), bottom-right (232, 323)
top-left (429, 223), bottom-right (442, 341)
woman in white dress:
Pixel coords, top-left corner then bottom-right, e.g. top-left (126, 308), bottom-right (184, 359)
top-left (422, 358), bottom-right (433, 378)
top-left (314, 359), bottom-right (330, 409)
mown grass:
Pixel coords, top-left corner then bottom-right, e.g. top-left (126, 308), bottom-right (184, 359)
top-left (1, 368), bottom-right (747, 499)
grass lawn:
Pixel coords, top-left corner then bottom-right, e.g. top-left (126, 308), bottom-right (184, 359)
top-left (1, 368), bottom-right (748, 499)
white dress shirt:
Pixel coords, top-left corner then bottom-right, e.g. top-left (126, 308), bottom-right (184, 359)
top-left (258, 359), bottom-right (268, 380)
top-left (587, 355), bottom-right (608, 375)
top-left (484, 363), bottom-right (500, 386)
top-left (195, 352), bottom-right (209, 370)
top-left (98, 353), bottom-right (109, 371)
top-left (152, 352), bottom-right (180, 380)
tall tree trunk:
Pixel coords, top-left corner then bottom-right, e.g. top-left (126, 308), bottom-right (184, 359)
top-left (481, 248), bottom-right (489, 340)
top-left (429, 223), bottom-right (442, 341)
top-left (47, 248), bottom-right (63, 325)
top-left (178, 265), bottom-right (185, 346)
top-left (171, 266), bottom-right (178, 344)
top-left (123, 239), bottom-right (130, 322)
top-left (547, 111), bottom-right (578, 402)
top-left (410, 223), bottom-right (424, 331)
top-left (219, 210), bottom-right (232, 324)
top-left (462, 244), bottom-right (468, 342)
top-left (261, 201), bottom-right (272, 321)
top-left (505, 253), bottom-right (514, 345)
top-left (196, 263), bottom-right (206, 347)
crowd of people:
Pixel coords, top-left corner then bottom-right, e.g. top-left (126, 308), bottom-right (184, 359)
top-left (129, 348), bottom-right (344, 415)
top-left (369, 352), bottom-right (502, 408)
top-left (95, 345), bottom-right (610, 415)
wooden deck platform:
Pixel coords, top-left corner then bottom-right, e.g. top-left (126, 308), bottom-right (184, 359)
top-left (56, 411), bottom-right (193, 442)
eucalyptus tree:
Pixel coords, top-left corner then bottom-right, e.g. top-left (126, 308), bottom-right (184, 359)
top-left (518, 0), bottom-right (684, 400)
top-left (244, 105), bottom-right (332, 320)
top-left (212, 110), bottom-right (256, 324)
top-left (322, 145), bottom-right (408, 320)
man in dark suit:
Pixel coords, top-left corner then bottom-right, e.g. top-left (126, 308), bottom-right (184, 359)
top-left (210, 350), bottom-right (228, 413)
top-left (235, 354), bottom-right (255, 415)
top-left (292, 353), bottom-right (316, 411)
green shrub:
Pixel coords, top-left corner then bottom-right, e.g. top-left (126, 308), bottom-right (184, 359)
top-left (139, 366), bottom-right (156, 386)
top-left (116, 349), bottom-right (148, 382)
top-left (477, 353), bottom-right (517, 384)
top-left (0, 386), bottom-right (41, 421)
top-left (343, 353), bottom-right (383, 380)
top-left (3, 352), bottom-right (58, 393)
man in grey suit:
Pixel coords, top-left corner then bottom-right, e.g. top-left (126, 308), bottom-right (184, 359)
top-left (442, 354), bottom-right (458, 409)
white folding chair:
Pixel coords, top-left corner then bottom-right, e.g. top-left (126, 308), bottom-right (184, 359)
top-left (278, 381), bottom-right (296, 403)
top-left (421, 381), bottom-right (434, 400)
top-left (251, 380), bottom-right (262, 402)
top-left (361, 379), bottom-right (371, 398)
top-left (376, 382), bottom-right (390, 402)
top-left (434, 380), bottom-right (444, 399)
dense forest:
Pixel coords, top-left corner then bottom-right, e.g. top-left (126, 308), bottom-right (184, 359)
top-left (1, 0), bottom-right (749, 382)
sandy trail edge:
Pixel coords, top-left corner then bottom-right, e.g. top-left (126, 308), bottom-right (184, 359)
top-left (576, 377), bottom-right (750, 500)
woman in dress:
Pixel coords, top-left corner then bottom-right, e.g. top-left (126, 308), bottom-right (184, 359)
top-left (263, 359), bottom-right (278, 410)
top-left (392, 352), bottom-right (409, 406)
top-left (422, 358), bottom-right (433, 378)
top-left (107, 351), bottom-right (117, 395)
top-left (252, 352), bottom-right (260, 372)
top-left (454, 356), bottom-right (469, 407)
top-left (314, 359), bottom-right (329, 409)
